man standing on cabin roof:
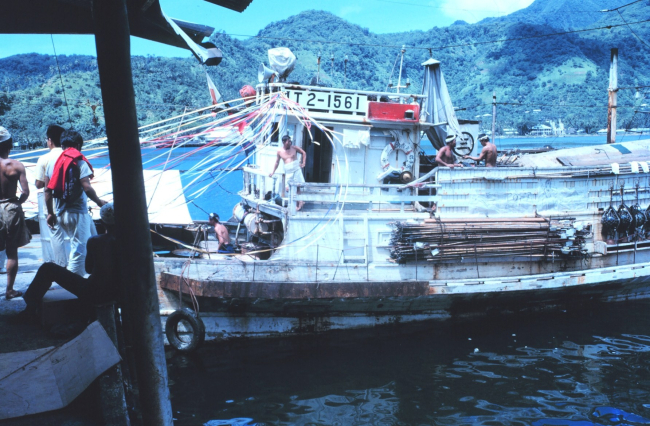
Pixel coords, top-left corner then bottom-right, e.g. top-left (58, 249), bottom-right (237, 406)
top-left (464, 133), bottom-right (497, 167)
top-left (0, 126), bottom-right (31, 300)
top-left (269, 135), bottom-right (307, 210)
top-left (208, 213), bottom-right (234, 253)
top-left (35, 124), bottom-right (68, 267)
top-left (435, 134), bottom-right (464, 168)
top-left (45, 130), bottom-right (107, 276)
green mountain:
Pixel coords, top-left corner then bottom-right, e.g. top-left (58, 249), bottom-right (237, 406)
top-left (483, 0), bottom-right (631, 30)
top-left (1, 0), bottom-right (649, 146)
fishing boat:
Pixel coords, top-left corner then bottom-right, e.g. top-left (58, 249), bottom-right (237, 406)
top-left (149, 48), bottom-right (650, 351)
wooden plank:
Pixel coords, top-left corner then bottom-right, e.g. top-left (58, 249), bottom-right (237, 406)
top-left (160, 272), bottom-right (430, 299)
top-left (424, 217), bottom-right (547, 223)
top-left (0, 321), bottom-right (121, 420)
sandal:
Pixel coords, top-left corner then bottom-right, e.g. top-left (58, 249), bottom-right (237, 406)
top-left (5, 290), bottom-right (23, 300)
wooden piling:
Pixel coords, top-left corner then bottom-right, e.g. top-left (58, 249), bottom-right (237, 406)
top-left (96, 304), bottom-right (130, 426)
top-left (607, 48), bottom-right (618, 144)
top-left (92, 0), bottom-right (173, 424)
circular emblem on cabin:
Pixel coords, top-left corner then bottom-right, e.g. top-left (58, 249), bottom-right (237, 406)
top-left (378, 131), bottom-right (415, 180)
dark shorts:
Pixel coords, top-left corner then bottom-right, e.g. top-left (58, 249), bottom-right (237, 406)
top-left (0, 201), bottom-right (32, 251)
top-left (218, 243), bottom-right (235, 254)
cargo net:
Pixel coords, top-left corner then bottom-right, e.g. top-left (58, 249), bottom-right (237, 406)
top-left (389, 218), bottom-right (592, 264)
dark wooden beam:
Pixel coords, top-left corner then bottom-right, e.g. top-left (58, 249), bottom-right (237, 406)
top-left (92, 0), bottom-right (172, 424)
top-left (0, 0), bottom-right (216, 50)
top-left (202, 0), bottom-right (253, 13)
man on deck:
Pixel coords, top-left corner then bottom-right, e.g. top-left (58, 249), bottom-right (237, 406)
top-left (435, 134), bottom-right (464, 168)
top-left (35, 124), bottom-right (68, 266)
top-left (464, 133), bottom-right (497, 167)
top-left (269, 135), bottom-right (307, 210)
top-left (0, 126), bottom-right (31, 300)
top-left (45, 130), bottom-right (106, 276)
top-left (208, 213), bottom-right (234, 253)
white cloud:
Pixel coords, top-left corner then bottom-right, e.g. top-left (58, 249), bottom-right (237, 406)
top-left (438, 0), bottom-right (534, 23)
top-left (340, 5), bottom-right (363, 17)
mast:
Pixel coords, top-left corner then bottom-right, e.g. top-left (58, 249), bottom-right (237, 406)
top-left (492, 91), bottom-right (497, 142)
top-left (607, 48), bottom-right (618, 144)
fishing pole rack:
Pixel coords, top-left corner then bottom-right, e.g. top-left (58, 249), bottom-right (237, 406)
top-left (389, 217), bottom-right (592, 264)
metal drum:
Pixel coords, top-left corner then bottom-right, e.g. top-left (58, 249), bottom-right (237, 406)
top-left (243, 213), bottom-right (259, 235)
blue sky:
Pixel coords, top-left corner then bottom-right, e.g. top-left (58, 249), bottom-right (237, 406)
top-left (0, 0), bottom-right (534, 59)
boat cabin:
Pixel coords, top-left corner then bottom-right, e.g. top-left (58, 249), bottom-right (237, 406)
top-left (236, 82), bottom-right (450, 262)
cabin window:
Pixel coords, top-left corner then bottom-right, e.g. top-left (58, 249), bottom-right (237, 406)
top-left (270, 123), bottom-right (279, 146)
top-left (271, 123), bottom-right (297, 147)
top-left (303, 126), bottom-right (333, 183)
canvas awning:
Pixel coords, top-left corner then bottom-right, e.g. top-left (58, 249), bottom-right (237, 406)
top-left (23, 165), bottom-right (193, 225)
top-left (420, 58), bottom-right (462, 150)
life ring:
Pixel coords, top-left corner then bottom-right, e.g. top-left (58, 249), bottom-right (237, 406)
top-left (378, 132), bottom-right (415, 180)
top-left (165, 308), bottom-right (205, 353)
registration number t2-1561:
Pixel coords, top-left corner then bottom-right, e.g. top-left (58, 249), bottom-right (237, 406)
top-left (285, 90), bottom-right (367, 113)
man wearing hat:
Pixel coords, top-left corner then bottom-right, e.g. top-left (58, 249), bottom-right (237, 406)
top-left (435, 134), bottom-right (464, 168)
top-left (208, 212), bottom-right (234, 253)
top-left (464, 133), bottom-right (497, 167)
top-left (0, 126), bottom-right (31, 300)
top-left (20, 203), bottom-right (118, 319)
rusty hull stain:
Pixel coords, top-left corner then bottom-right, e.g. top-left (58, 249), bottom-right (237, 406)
top-left (160, 273), bottom-right (430, 299)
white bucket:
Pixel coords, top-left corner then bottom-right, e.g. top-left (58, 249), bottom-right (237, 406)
top-left (232, 203), bottom-right (248, 223)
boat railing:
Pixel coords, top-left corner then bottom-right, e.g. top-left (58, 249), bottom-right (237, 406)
top-left (242, 166), bottom-right (286, 200)
top-left (242, 166), bottom-right (439, 214)
top-left (287, 182), bottom-right (438, 214)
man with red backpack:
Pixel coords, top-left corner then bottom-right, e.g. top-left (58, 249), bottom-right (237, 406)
top-left (45, 130), bottom-right (107, 276)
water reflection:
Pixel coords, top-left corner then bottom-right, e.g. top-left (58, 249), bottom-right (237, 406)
top-left (167, 302), bottom-right (650, 425)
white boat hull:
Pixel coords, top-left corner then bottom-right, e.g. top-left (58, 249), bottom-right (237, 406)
top-left (158, 260), bottom-right (650, 341)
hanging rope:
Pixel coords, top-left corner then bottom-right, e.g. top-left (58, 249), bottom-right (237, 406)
top-left (50, 35), bottom-right (72, 126)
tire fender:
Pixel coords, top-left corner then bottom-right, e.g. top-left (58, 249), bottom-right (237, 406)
top-left (165, 308), bottom-right (206, 353)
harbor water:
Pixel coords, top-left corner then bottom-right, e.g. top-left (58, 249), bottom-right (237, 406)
top-left (166, 301), bottom-right (650, 425)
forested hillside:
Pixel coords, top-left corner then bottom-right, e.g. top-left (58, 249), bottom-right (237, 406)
top-left (0, 0), bottom-right (649, 145)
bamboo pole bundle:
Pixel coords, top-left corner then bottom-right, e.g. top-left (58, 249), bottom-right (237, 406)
top-left (390, 218), bottom-right (590, 264)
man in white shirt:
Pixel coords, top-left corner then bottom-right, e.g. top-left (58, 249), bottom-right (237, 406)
top-left (35, 125), bottom-right (68, 267)
top-left (45, 130), bottom-right (106, 276)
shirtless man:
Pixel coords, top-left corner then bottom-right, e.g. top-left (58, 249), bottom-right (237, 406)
top-left (464, 133), bottom-right (497, 167)
top-left (269, 135), bottom-right (307, 210)
top-left (0, 126), bottom-right (31, 300)
top-left (435, 134), bottom-right (464, 168)
top-left (208, 213), bottom-right (234, 253)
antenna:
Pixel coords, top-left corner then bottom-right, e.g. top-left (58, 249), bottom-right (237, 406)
top-left (344, 55), bottom-right (348, 88)
top-left (317, 51), bottom-right (321, 85)
top-left (397, 45), bottom-right (406, 94)
top-left (389, 45), bottom-right (411, 101)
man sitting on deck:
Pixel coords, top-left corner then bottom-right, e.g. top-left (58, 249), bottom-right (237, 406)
top-left (208, 213), bottom-right (234, 254)
top-left (435, 134), bottom-right (464, 169)
top-left (269, 135), bottom-right (307, 210)
top-left (20, 203), bottom-right (118, 318)
top-left (463, 133), bottom-right (497, 167)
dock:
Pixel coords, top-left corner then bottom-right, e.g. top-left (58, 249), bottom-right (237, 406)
top-left (0, 235), bottom-right (123, 425)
